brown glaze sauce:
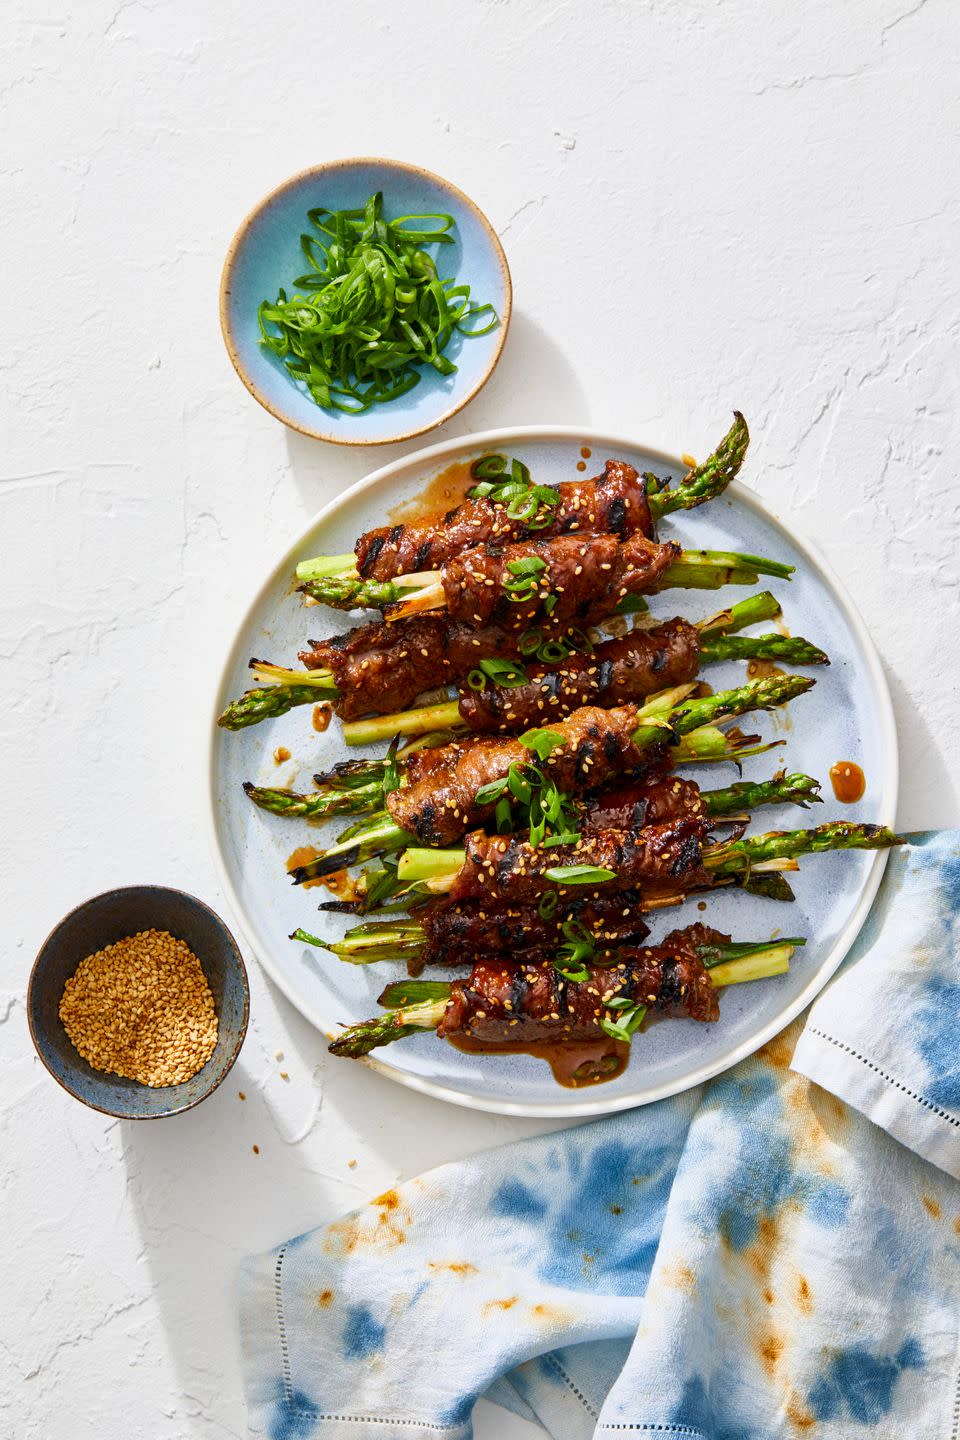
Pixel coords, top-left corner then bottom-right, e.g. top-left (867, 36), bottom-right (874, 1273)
top-left (386, 459), bottom-right (477, 524)
top-left (580, 446), bottom-right (592, 459)
top-left (450, 1033), bottom-right (629, 1088)
top-left (746, 660), bottom-right (791, 732)
top-left (312, 702), bottom-right (333, 733)
top-left (576, 461), bottom-right (587, 471)
top-left (829, 761), bottom-right (866, 804)
top-left (273, 746), bottom-right (291, 764)
top-left (746, 659), bottom-right (786, 681)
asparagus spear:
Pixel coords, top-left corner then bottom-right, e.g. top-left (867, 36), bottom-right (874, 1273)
top-left (396, 822), bottom-right (902, 895)
top-left (241, 778), bottom-right (385, 821)
top-left (646, 411), bottom-right (750, 522)
top-left (217, 590), bottom-right (790, 733)
top-left (299, 413), bottom-right (753, 589)
top-left (296, 810), bottom-right (812, 960)
top-left (705, 822), bottom-right (902, 877)
top-left (310, 851), bottom-right (799, 920)
top-left (298, 546), bottom-right (795, 615)
top-left (342, 630), bottom-right (826, 747)
top-left (328, 934), bottom-right (798, 1059)
top-left (217, 662), bottom-right (337, 731)
top-left (699, 772), bottom-right (822, 815)
top-left (286, 770), bottom-right (821, 886)
top-left (245, 721), bottom-right (785, 831)
top-left (243, 711), bottom-right (785, 833)
top-left (699, 633), bottom-right (826, 665)
top-left (279, 675), bottom-right (811, 884)
top-left (329, 997), bottom-right (449, 1057)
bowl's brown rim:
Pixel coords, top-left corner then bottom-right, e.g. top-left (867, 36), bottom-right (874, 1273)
top-left (218, 156), bottom-right (513, 446)
top-left (27, 885), bottom-right (250, 1120)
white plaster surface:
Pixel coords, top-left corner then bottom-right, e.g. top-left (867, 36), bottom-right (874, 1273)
top-left (3, 2), bottom-right (959, 1435)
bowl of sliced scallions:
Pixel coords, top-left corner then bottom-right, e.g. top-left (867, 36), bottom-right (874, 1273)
top-left (220, 158), bottom-right (512, 445)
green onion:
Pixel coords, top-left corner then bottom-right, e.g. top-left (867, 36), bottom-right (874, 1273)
top-left (469, 455), bottom-right (530, 488)
top-left (553, 919), bottom-right (597, 982)
top-left (615, 594), bottom-right (651, 615)
top-left (381, 734), bottom-right (402, 796)
top-left (467, 458), bottom-right (559, 530)
top-left (600, 1001), bottom-right (648, 1043)
top-left (466, 657), bottom-right (529, 691)
top-left (518, 728), bottom-right (565, 760)
top-left (507, 556), bottom-right (547, 577)
top-left (257, 192), bottom-right (498, 415)
top-left (475, 776), bottom-right (509, 805)
top-left (544, 865), bottom-right (617, 886)
top-left (518, 627), bottom-right (593, 664)
top-left (474, 744), bottom-right (579, 850)
top-left (507, 764), bottom-right (536, 806)
top-left (503, 554), bottom-right (548, 604)
top-left (554, 961), bottom-right (592, 983)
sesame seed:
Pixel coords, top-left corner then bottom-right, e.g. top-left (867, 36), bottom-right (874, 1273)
top-left (58, 929), bottom-right (218, 1088)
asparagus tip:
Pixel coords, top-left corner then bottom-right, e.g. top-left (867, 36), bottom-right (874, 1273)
top-left (302, 844), bottom-right (362, 879)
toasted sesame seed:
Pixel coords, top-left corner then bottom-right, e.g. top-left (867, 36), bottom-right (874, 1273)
top-left (58, 929), bottom-right (218, 1088)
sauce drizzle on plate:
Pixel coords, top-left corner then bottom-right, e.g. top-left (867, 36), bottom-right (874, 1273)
top-left (830, 761), bottom-right (866, 804)
top-left (451, 1033), bottom-right (628, 1087)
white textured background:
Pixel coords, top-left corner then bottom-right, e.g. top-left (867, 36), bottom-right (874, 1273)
top-left (3, 2), bottom-right (959, 1435)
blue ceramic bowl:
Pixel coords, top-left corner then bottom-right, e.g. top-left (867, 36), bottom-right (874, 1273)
top-left (220, 158), bottom-right (512, 445)
top-left (27, 886), bottom-right (249, 1119)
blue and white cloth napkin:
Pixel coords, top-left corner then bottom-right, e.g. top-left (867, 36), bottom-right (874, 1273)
top-left (239, 832), bottom-right (960, 1439)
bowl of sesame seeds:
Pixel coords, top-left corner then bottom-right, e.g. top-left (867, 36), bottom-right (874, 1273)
top-left (27, 886), bottom-right (249, 1119)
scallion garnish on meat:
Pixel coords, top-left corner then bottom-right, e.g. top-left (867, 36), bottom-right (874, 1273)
top-left (298, 411), bottom-right (750, 586)
top-left (282, 769), bottom-right (821, 886)
top-left (393, 822), bottom-right (902, 901)
top-left (326, 927), bottom-right (804, 1060)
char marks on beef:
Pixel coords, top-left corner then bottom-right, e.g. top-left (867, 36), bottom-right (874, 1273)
top-left (438, 939), bottom-right (719, 1044)
top-left (448, 817), bottom-right (711, 905)
top-left (354, 460), bottom-right (653, 580)
top-left (415, 890), bottom-right (650, 962)
top-left (458, 619), bottom-right (700, 733)
top-left (440, 532), bottom-right (680, 630)
top-left (583, 775), bottom-right (705, 833)
top-left (300, 616), bottom-right (519, 720)
top-left (385, 703), bottom-right (654, 846)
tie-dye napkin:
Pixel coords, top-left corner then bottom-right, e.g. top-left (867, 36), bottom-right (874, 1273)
top-left (239, 833), bottom-right (960, 1439)
top-left (793, 829), bottom-right (960, 1180)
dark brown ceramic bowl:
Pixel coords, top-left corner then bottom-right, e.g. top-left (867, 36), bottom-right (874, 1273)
top-left (27, 886), bottom-right (249, 1119)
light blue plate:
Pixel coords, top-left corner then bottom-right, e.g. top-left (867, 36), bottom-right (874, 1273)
top-left (220, 159), bottom-right (512, 446)
top-left (207, 427), bottom-right (898, 1117)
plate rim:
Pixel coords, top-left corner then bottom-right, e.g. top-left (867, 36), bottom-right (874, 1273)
top-left (219, 156), bottom-right (513, 447)
top-left (205, 423), bottom-right (899, 1117)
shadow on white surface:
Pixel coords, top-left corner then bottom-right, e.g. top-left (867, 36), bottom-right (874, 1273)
top-left (464, 310), bottom-right (590, 430)
top-left (882, 660), bottom-right (959, 831)
top-left (117, 966), bottom-right (561, 1437)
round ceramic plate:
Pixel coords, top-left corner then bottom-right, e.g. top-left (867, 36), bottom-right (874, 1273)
top-left (220, 158), bottom-right (511, 446)
top-left (207, 427), bottom-right (898, 1117)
